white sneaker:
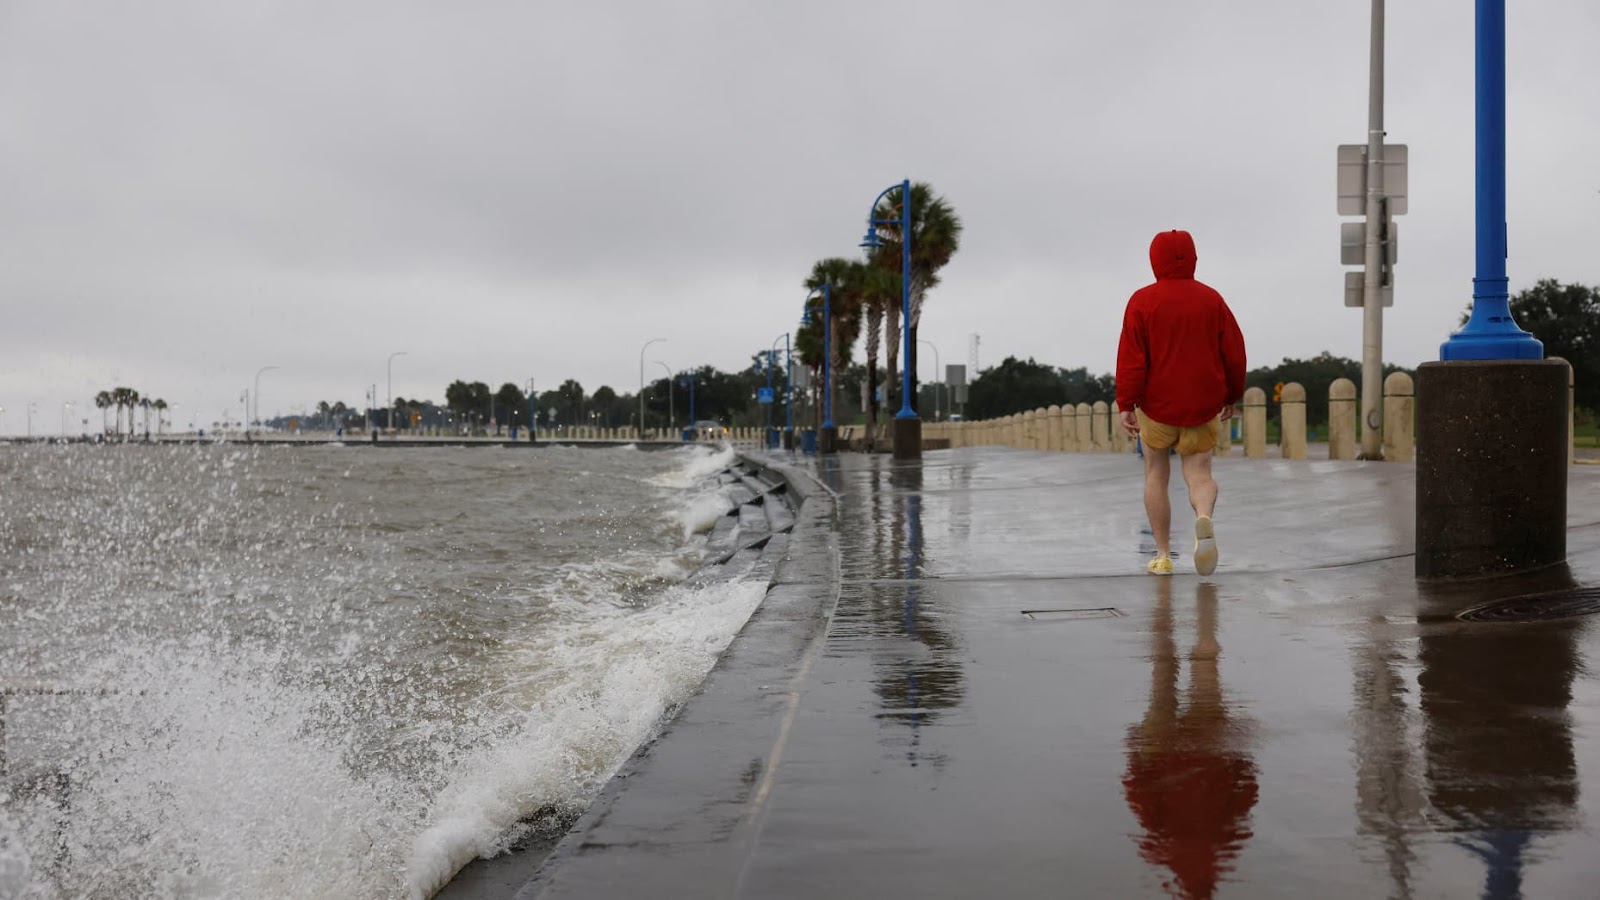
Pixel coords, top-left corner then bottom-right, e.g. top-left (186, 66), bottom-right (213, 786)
top-left (1194, 516), bottom-right (1218, 576)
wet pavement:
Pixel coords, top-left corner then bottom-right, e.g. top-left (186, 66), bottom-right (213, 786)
top-left (477, 447), bottom-right (1600, 900)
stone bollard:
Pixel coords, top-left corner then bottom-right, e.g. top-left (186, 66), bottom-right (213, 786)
top-left (1416, 359), bottom-right (1568, 579)
top-left (1061, 403), bottom-right (1077, 452)
top-left (1024, 410), bottom-right (1040, 449)
top-left (1075, 403), bottom-right (1093, 452)
top-left (1089, 401), bottom-right (1108, 452)
top-left (1281, 382), bottom-right (1307, 460)
top-left (1242, 387), bottom-right (1267, 458)
top-left (1382, 372), bottom-right (1415, 463)
top-left (1047, 405), bottom-right (1063, 451)
top-left (1328, 377), bottom-right (1358, 460)
top-left (1111, 403), bottom-right (1129, 453)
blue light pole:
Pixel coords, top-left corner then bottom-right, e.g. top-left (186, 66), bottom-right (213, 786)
top-left (1440, 0), bottom-right (1540, 361)
top-left (862, 178), bottom-right (921, 460)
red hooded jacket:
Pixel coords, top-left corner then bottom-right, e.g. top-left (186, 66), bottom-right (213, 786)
top-left (1116, 231), bottom-right (1246, 427)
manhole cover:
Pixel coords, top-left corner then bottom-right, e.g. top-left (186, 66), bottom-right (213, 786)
top-left (1457, 588), bottom-right (1600, 623)
top-left (1021, 608), bottom-right (1124, 621)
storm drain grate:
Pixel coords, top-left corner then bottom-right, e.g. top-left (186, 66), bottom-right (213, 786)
top-left (1021, 607), bottom-right (1124, 621)
top-left (1457, 588), bottom-right (1600, 623)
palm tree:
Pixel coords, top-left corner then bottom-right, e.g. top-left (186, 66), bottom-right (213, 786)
top-left (95, 391), bottom-right (113, 436)
top-left (857, 265), bottom-right (896, 451)
top-left (803, 258), bottom-right (865, 437)
top-left (153, 398), bottom-right (168, 435)
top-left (110, 387), bottom-right (140, 439)
top-left (866, 182), bottom-right (963, 415)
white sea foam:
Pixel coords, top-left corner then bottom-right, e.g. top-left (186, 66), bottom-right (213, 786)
top-left (402, 576), bottom-right (766, 899)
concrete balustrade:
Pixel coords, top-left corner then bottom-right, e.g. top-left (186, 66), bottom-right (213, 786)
top-left (1382, 372), bottom-right (1415, 463)
top-left (1090, 401), bottom-right (1109, 453)
top-left (1281, 382), bottom-right (1307, 460)
top-left (1243, 387), bottom-right (1267, 458)
top-left (1328, 378), bottom-right (1357, 460)
top-left (1073, 404), bottom-right (1091, 452)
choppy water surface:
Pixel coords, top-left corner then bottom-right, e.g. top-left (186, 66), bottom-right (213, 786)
top-left (0, 442), bottom-right (759, 899)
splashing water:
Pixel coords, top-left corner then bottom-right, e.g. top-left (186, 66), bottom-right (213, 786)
top-left (0, 443), bottom-right (763, 899)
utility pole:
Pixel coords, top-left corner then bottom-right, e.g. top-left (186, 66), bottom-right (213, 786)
top-left (1359, 0), bottom-right (1387, 459)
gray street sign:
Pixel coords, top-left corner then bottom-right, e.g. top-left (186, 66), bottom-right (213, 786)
top-left (1337, 144), bottom-right (1408, 215)
top-left (1340, 220), bottom-right (1398, 266)
top-left (1344, 270), bottom-right (1393, 308)
top-left (947, 364), bottom-right (968, 404)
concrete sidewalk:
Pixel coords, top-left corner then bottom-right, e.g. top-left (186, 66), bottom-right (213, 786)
top-left (465, 447), bottom-right (1600, 899)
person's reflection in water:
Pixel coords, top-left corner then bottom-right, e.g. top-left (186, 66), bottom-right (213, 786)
top-left (1123, 580), bottom-right (1258, 900)
top-left (1417, 569), bottom-right (1582, 900)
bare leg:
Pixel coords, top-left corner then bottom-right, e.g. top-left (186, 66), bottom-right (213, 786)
top-left (1144, 448), bottom-right (1172, 558)
top-left (1180, 450), bottom-right (1218, 519)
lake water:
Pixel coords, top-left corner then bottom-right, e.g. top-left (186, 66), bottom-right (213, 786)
top-left (0, 441), bottom-right (763, 899)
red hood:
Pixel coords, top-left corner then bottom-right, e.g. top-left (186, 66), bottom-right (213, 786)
top-left (1150, 230), bottom-right (1198, 280)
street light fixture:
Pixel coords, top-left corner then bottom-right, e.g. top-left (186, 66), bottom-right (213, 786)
top-left (771, 333), bottom-right (792, 446)
top-left (920, 339), bottom-right (943, 421)
top-left (652, 360), bottom-right (674, 433)
top-left (387, 351), bottom-right (407, 435)
top-left (639, 338), bottom-right (665, 439)
top-left (861, 178), bottom-right (921, 460)
top-left (253, 365), bottom-right (279, 440)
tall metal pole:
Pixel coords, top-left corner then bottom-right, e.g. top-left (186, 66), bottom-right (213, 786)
top-left (387, 351), bottom-right (407, 433)
top-left (823, 282), bottom-right (834, 429)
top-left (653, 360), bottom-right (673, 432)
top-left (1359, 0), bottom-right (1386, 459)
top-left (897, 179), bottom-right (915, 420)
top-left (1438, 0), bottom-right (1539, 361)
top-left (765, 349), bottom-right (775, 437)
top-left (921, 339), bottom-right (942, 421)
top-left (639, 338), bottom-right (664, 439)
top-left (784, 333), bottom-right (793, 437)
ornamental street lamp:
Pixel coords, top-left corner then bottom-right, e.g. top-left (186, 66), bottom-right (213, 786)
top-left (387, 351), bottom-right (407, 434)
top-left (639, 338), bottom-right (664, 439)
top-left (861, 178), bottom-right (921, 460)
top-left (253, 365), bottom-right (278, 440)
top-left (653, 360), bottom-right (674, 432)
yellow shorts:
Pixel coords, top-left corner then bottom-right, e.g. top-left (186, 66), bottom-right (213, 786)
top-left (1137, 410), bottom-right (1218, 456)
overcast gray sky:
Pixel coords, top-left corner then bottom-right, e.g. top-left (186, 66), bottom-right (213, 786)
top-left (2, 1), bottom-right (1596, 434)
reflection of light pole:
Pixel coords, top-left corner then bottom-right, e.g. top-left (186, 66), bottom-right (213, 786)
top-left (253, 365), bottom-right (278, 439)
top-left (862, 178), bottom-right (920, 459)
top-left (387, 351), bottom-right (407, 433)
top-left (639, 338), bottom-right (664, 439)
top-left (920, 339), bottom-right (942, 421)
top-left (652, 360), bottom-right (674, 432)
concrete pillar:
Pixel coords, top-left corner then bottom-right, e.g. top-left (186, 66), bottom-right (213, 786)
top-left (1074, 403), bottom-right (1093, 452)
top-left (1416, 359), bottom-right (1568, 579)
top-left (1328, 377), bottom-right (1358, 460)
top-left (1281, 382), bottom-right (1307, 460)
top-left (1243, 387), bottom-right (1267, 458)
top-left (1090, 401), bottom-right (1109, 453)
top-left (1382, 372), bottom-right (1415, 463)
top-left (1551, 357), bottom-right (1575, 466)
top-left (1111, 402), bottom-right (1129, 453)
top-left (1025, 410), bottom-right (1040, 449)
top-left (1043, 405), bottom-right (1059, 451)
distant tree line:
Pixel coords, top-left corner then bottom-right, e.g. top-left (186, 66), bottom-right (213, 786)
top-left (93, 387), bottom-right (168, 437)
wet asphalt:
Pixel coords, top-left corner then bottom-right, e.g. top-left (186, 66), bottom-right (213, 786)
top-left (459, 447), bottom-right (1600, 900)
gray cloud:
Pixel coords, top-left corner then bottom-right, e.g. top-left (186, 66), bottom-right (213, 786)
top-left (2, 1), bottom-right (1597, 432)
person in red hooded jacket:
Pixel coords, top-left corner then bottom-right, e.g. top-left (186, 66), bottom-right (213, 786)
top-left (1116, 230), bottom-right (1246, 576)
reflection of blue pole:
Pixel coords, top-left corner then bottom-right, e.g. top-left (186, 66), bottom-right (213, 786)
top-left (1440, 0), bottom-right (1540, 361)
top-left (824, 282), bottom-right (834, 429)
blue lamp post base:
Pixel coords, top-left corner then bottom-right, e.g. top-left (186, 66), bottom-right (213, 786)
top-left (892, 416), bottom-right (922, 461)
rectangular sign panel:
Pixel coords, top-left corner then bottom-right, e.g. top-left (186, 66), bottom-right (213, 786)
top-left (1337, 144), bottom-right (1408, 216)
